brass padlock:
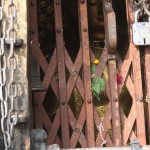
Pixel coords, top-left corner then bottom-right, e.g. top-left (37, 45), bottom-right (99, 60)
top-left (133, 9), bottom-right (150, 45)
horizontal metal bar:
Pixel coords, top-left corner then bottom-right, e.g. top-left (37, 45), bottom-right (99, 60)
top-left (61, 147), bottom-right (150, 150)
top-left (47, 144), bottom-right (150, 150)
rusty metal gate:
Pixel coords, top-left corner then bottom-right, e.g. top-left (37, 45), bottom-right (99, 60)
top-left (30, 0), bottom-right (150, 148)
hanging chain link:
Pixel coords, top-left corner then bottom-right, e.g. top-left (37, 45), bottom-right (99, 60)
top-left (0, 0), bottom-right (18, 149)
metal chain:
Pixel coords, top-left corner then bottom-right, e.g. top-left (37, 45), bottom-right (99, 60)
top-left (0, 0), bottom-right (12, 149)
top-left (6, 0), bottom-right (18, 149)
top-left (0, 0), bottom-right (18, 149)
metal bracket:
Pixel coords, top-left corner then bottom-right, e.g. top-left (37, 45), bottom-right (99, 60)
top-left (5, 38), bottom-right (23, 47)
top-left (130, 139), bottom-right (140, 150)
top-left (12, 113), bottom-right (27, 124)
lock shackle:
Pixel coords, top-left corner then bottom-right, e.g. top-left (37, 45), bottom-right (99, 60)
top-left (135, 9), bottom-right (141, 22)
top-left (143, 0), bottom-right (150, 16)
top-left (134, 0), bottom-right (143, 6)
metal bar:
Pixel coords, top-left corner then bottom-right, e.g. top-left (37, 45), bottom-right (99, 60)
top-left (65, 48), bottom-right (87, 148)
top-left (54, 0), bottom-right (70, 148)
top-left (34, 92), bottom-right (43, 128)
top-left (42, 106), bottom-right (62, 147)
top-left (145, 46), bottom-right (150, 143)
top-left (108, 59), bottom-right (122, 146)
top-left (117, 54), bottom-right (137, 145)
top-left (132, 44), bottom-right (146, 145)
top-left (78, 0), bottom-right (95, 147)
top-left (126, 0), bottom-right (146, 144)
top-left (30, 0), bottom-right (39, 56)
top-left (62, 147), bottom-right (150, 150)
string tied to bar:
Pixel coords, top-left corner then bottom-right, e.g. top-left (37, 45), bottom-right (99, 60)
top-left (97, 122), bottom-right (106, 147)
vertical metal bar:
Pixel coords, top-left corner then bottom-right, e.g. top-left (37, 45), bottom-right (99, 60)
top-left (78, 0), bottom-right (95, 147)
top-left (108, 59), bottom-right (122, 146)
top-left (145, 46), bottom-right (150, 143)
top-left (132, 44), bottom-right (146, 145)
top-left (125, 0), bottom-right (146, 144)
top-left (54, 0), bottom-right (70, 148)
top-left (30, 0), bottom-right (43, 128)
top-left (34, 93), bottom-right (43, 128)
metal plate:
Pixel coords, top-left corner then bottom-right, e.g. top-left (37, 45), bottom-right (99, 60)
top-left (133, 22), bottom-right (150, 45)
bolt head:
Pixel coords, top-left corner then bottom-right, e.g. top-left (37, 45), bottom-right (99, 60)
top-left (75, 128), bottom-right (80, 133)
top-left (80, 0), bottom-right (85, 4)
top-left (83, 27), bottom-right (87, 32)
top-left (57, 28), bottom-right (61, 33)
top-left (56, 0), bottom-right (60, 5)
top-left (113, 97), bottom-right (117, 102)
top-left (31, 1), bottom-right (34, 5)
top-left (72, 71), bottom-right (77, 77)
top-left (88, 99), bottom-right (91, 104)
top-left (138, 96), bottom-right (143, 102)
top-left (62, 101), bottom-right (66, 105)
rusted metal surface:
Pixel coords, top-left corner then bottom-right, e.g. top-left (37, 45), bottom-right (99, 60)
top-left (78, 0), bottom-right (95, 147)
top-left (108, 60), bottom-right (122, 146)
top-left (103, 0), bottom-right (117, 54)
top-left (145, 46), bottom-right (150, 143)
top-left (54, 0), bottom-right (70, 147)
top-left (30, 0), bottom-right (149, 148)
top-left (126, 0), bottom-right (146, 145)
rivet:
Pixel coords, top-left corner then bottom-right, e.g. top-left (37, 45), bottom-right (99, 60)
top-left (83, 27), bottom-right (87, 32)
top-left (80, 0), bottom-right (85, 4)
top-left (31, 1), bottom-right (34, 5)
top-left (88, 99), bottom-right (91, 104)
top-left (138, 96), bottom-right (143, 102)
top-left (31, 29), bottom-right (36, 34)
top-left (113, 97), bottom-right (117, 102)
top-left (146, 96), bottom-right (150, 102)
top-left (57, 28), bottom-right (61, 33)
top-left (75, 128), bottom-right (80, 133)
top-left (72, 70), bottom-right (77, 77)
top-left (62, 101), bottom-right (66, 105)
top-left (56, 0), bottom-right (60, 5)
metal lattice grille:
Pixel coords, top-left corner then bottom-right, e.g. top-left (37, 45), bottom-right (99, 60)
top-left (30, 0), bottom-right (148, 148)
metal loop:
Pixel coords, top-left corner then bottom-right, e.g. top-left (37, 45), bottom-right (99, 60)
top-left (0, 7), bottom-right (3, 20)
top-left (8, 110), bottom-right (18, 126)
top-left (3, 131), bottom-right (11, 148)
top-left (7, 26), bottom-right (17, 43)
top-left (143, 0), bottom-right (150, 16)
top-left (134, 0), bottom-right (143, 5)
top-left (7, 56), bottom-right (17, 70)
top-left (135, 9), bottom-right (141, 22)
top-left (7, 2), bottom-right (16, 19)
top-left (8, 82), bottom-right (17, 99)
top-left (0, 68), bottom-right (6, 86)
top-left (1, 101), bottom-right (8, 118)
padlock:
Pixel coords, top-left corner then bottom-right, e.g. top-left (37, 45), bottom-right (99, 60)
top-left (133, 9), bottom-right (150, 45)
